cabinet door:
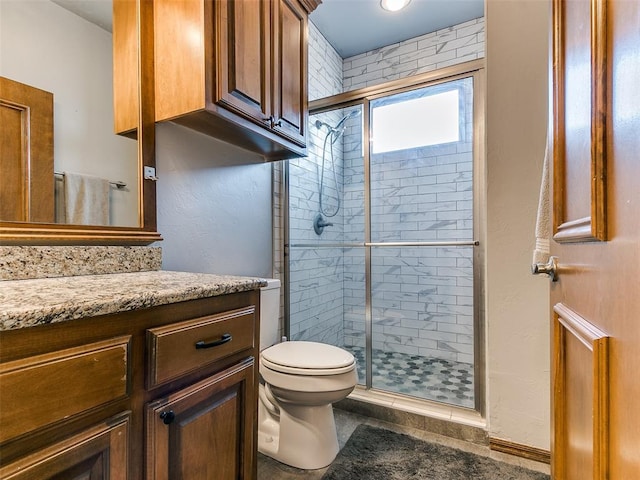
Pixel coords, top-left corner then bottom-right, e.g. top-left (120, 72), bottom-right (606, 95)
top-left (113, 0), bottom-right (138, 135)
top-left (0, 413), bottom-right (129, 480)
top-left (146, 358), bottom-right (256, 480)
top-left (272, 0), bottom-right (307, 146)
top-left (212, 0), bottom-right (272, 127)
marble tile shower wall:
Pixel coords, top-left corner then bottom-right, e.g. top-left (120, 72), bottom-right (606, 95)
top-left (287, 23), bottom-right (345, 345)
top-left (343, 17), bottom-right (485, 91)
top-left (308, 21), bottom-right (344, 101)
top-left (282, 17), bottom-right (483, 362)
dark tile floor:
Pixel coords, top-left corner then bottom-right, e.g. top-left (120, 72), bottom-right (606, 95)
top-left (257, 409), bottom-right (551, 479)
top-left (346, 346), bottom-right (475, 408)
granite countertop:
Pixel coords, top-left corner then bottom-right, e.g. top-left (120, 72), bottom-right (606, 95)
top-left (0, 271), bottom-right (267, 331)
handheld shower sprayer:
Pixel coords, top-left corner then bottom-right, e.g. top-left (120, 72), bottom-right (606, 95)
top-left (313, 108), bottom-right (362, 235)
top-left (314, 109), bottom-right (361, 142)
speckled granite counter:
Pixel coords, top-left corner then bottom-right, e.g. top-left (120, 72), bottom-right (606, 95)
top-left (0, 271), bottom-right (267, 331)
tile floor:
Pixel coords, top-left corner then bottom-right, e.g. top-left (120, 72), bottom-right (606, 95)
top-left (346, 346), bottom-right (475, 408)
top-left (257, 409), bottom-right (551, 479)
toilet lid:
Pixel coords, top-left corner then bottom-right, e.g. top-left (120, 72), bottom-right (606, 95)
top-left (261, 341), bottom-right (355, 371)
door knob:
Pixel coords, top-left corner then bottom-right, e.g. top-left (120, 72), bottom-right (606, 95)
top-left (532, 256), bottom-right (558, 282)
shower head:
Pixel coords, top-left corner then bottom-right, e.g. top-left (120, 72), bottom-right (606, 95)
top-left (314, 119), bottom-right (333, 131)
top-left (314, 109), bottom-right (361, 142)
top-left (333, 109), bottom-right (361, 132)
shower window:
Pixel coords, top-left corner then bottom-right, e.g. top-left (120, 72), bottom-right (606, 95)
top-left (285, 66), bottom-right (482, 412)
top-left (371, 88), bottom-right (461, 154)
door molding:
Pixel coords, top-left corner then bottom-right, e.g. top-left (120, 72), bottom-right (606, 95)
top-left (552, 303), bottom-right (609, 479)
top-left (552, 0), bottom-right (608, 242)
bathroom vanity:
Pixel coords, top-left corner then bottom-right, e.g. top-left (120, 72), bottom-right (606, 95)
top-left (0, 270), bottom-right (265, 479)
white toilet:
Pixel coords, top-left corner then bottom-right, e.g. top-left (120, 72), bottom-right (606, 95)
top-left (258, 280), bottom-right (358, 470)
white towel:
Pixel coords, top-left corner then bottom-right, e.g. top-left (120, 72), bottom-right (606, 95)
top-left (63, 172), bottom-right (110, 225)
top-left (533, 138), bottom-right (551, 265)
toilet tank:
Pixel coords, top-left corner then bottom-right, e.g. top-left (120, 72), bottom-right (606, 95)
top-left (260, 278), bottom-right (281, 350)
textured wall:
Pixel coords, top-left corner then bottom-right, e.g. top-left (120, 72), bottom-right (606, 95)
top-left (156, 123), bottom-right (273, 279)
top-left (485, 0), bottom-right (550, 450)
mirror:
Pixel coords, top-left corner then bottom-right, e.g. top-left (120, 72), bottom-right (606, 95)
top-left (0, 0), bottom-right (160, 244)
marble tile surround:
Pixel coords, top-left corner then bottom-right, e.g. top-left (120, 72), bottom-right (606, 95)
top-left (0, 270), bottom-right (266, 331)
top-left (0, 246), bottom-right (162, 280)
top-left (283, 23), bottom-right (481, 362)
top-left (343, 18), bottom-right (485, 91)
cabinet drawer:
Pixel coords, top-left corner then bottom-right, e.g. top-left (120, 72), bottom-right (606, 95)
top-left (0, 336), bottom-right (131, 444)
top-left (147, 307), bottom-right (255, 388)
top-left (0, 412), bottom-right (130, 479)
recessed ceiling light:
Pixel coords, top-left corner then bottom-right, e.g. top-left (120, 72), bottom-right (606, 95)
top-left (380, 0), bottom-right (411, 12)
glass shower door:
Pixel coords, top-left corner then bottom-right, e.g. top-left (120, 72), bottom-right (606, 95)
top-left (368, 77), bottom-right (476, 408)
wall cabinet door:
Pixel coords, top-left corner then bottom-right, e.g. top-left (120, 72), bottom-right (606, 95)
top-left (146, 358), bottom-right (255, 480)
top-left (149, 0), bottom-right (317, 160)
top-left (0, 413), bottom-right (129, 480)
top-left (271, 0), bottom-right (308, 146)
top-left (213, 0), bottom-right (272, 127)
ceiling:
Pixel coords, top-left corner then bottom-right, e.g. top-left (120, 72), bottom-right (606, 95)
top-left (49, 0), bottom-right (485, 60)
top-left (51, 0), bottom-right (112, 32)
top-left (310, 0), bottom-right (484, 58)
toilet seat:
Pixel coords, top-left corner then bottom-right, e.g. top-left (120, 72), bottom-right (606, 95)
top-left (261, 341), bottom-right (356, 376)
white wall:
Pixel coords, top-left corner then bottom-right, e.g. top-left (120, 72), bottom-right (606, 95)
top-left (485, 0), bottom-right (550, 449)
top-left (156, 123), bottom-right (273, 278)
top-left (0, 0), bottom-right (138, 227)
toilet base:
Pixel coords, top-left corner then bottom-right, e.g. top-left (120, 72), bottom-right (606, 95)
top-left (258, 384), bottom-right (340, 470)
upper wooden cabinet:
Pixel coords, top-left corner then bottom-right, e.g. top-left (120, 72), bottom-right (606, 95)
top-left (152, 0), bottom-right (320, 161)
top-left (272, 0), bottom-right (308, 146)
top-left (113, 0), bottom-right (139, 136)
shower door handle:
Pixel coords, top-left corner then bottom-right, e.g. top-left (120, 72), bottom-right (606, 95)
top-left (532, 256), bottom-right (558, 282)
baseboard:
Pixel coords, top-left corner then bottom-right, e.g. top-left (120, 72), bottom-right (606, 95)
top-left (489, 437), bottom-right (551, 464)
top-left (336, 395), bottom-right (489, 446)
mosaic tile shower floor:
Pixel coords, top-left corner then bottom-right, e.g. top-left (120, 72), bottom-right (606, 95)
top-left (345, 346), bottom-right (474, 408)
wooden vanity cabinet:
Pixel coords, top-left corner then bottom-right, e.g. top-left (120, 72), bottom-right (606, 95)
top-left (0, 290), bottom-right (260, 480)
top-left (146, 359), bottom-right (255, 479)
top-left (152, 0), bottom-right (320, 161)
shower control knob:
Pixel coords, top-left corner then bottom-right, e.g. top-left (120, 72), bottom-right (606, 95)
top-left (313, 213), bottom-right (333, 235)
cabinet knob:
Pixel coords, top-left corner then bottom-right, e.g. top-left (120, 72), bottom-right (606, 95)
top-left (262, 116), bottom-right (282, 129)
top-left (160, 410), bottom-right (175, 425)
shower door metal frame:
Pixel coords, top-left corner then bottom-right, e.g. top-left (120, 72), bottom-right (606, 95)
top-left (285, 59), bottom-right (486, 415)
